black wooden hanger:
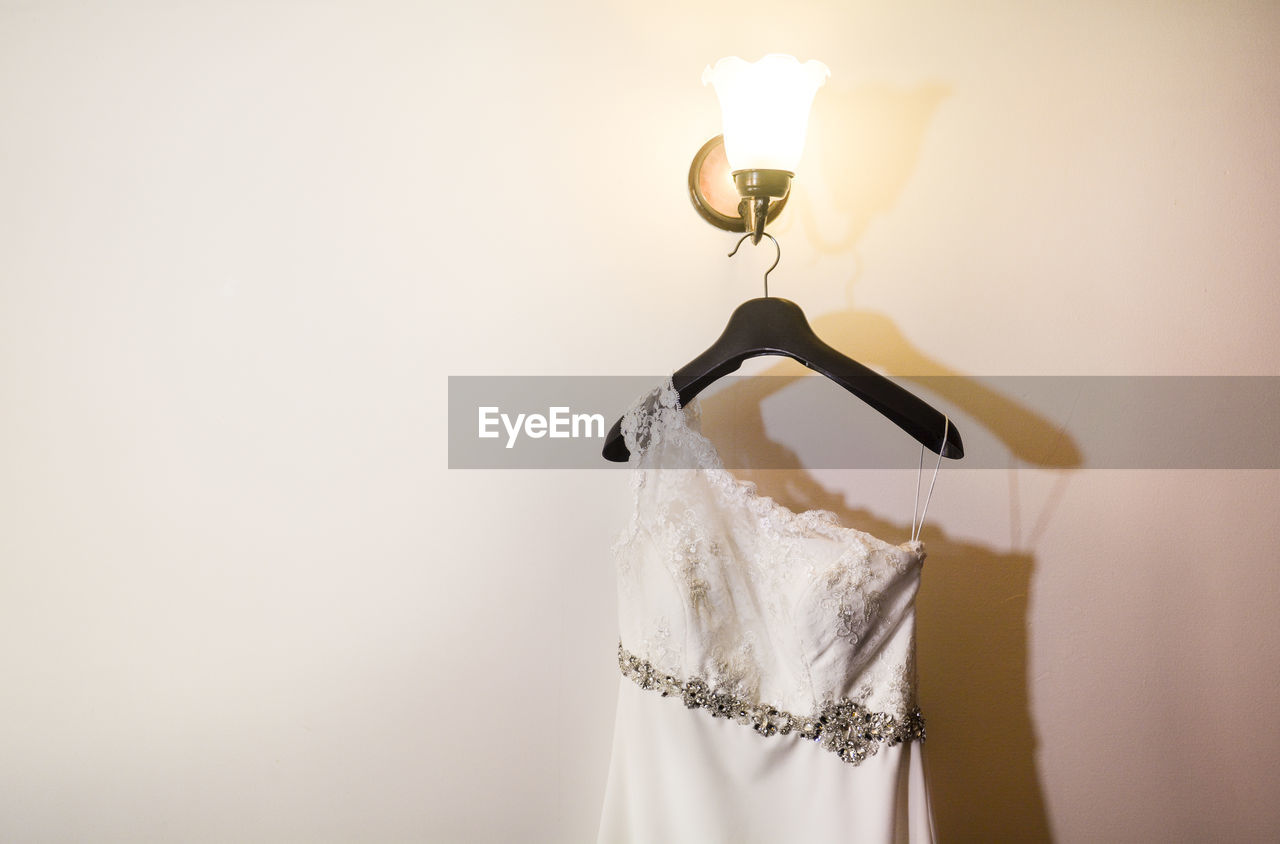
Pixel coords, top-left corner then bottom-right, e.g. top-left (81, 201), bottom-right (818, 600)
top-left (601, 233), bottom-right (964, 463)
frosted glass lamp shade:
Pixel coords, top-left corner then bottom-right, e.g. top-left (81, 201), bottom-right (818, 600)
top-left (702, 55), bottom-right (830, 174)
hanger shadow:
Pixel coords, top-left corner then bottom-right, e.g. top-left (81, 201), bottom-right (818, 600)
top-left (810, 309), bottom-right (1083, 469)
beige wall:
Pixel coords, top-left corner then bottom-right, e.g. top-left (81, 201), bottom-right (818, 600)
top-left (2, 1), bottom-right (1278, 840)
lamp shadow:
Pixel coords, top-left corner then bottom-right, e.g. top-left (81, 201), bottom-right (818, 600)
top-left (794, 82), bottom-right (952, 253)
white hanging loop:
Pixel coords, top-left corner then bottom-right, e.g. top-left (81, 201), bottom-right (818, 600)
top-left (911, 416), bottom-right (950, 544)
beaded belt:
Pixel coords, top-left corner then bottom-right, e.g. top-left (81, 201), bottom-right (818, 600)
top-left (618, 643), bottom-right (925, 766)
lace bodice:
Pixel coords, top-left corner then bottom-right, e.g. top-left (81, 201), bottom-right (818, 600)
top-left (613, 380), bottom-right (927, 751)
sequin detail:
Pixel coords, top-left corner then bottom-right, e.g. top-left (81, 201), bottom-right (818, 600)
top-left (618, 643), bottom-right (925, 766)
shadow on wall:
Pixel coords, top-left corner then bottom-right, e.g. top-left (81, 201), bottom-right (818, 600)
top-left (685, 81), bottom-right (1072, 839)
top-left (915, 531), bottom-right (1050, 841)
top-left (805, 84), bottom-right (1066, 839)
top-left (799, 82), bottom-right (952, 253)
top-left (699, 380), bottom-right (1057, 841)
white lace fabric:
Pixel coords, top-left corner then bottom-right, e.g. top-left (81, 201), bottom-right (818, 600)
top-left (614, 380), bottom-right (926, 720)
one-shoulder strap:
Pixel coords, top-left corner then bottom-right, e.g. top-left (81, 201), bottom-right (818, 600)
top-left (911, 416), bottom-right (950, 544)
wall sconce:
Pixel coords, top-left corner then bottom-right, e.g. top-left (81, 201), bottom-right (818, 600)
top-left (689, 54), bottom-right (830, 244)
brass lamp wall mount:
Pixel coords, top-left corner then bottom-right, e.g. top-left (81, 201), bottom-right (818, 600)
top-left (688, 55), bottom-right (829, 244)
top-left (688, 135), bottom-right (790, 238)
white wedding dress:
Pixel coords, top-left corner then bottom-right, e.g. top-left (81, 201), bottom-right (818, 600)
top-left (598, 381), bottom-right (937, 843)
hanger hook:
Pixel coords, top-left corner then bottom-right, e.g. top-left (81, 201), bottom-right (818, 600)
top-left (728, 232), bottom-right (781, 297)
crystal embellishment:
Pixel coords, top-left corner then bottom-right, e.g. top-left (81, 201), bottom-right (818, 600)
top-left (617, 643), bottom-right (925, 766)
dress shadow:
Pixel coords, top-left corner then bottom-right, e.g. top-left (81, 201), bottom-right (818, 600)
top-left (697, 379), bottom-right (1055, 841)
